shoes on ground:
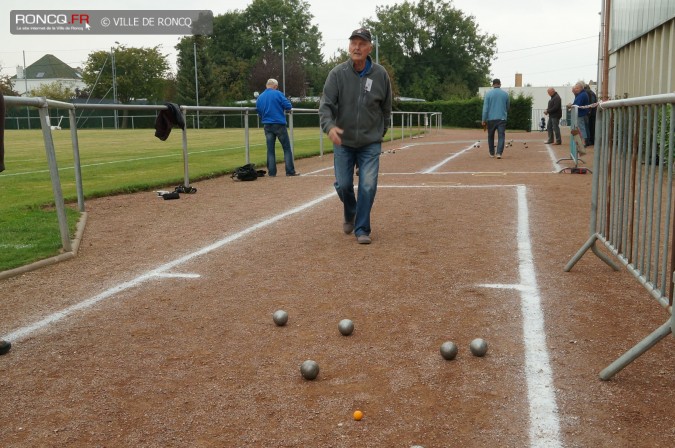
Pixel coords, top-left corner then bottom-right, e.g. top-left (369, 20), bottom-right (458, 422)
top-left (489, 153), bottom-right (495, 158)
top-left (544, 140), bottom-right (553, 144)
top-left (356, 234), bottom-right (371, 244)
top-left (343, 217), bottom-right (355, 235)
top-left (496, 154), bottom-right (502, 159)
top-left (553, 141), bottom-right (562, 145)
top-left (286, 172), bottom-right (300, 177)
top-left (0, 340), bottom-right (11, 356)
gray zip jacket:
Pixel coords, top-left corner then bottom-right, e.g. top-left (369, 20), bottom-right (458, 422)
top-left (319, 56), bottom-right (392, 148)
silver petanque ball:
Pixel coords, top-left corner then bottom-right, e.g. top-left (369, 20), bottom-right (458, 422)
top-left (439, 341), bottom-right (458, 360)
top-left (272, 310), bottom-right (288, 326)
top-left (300, 360), bottom-right (320, 380)
top-left (338, 319), bottom-right (354, 336)
top-left (470, 338), bottom-right (488, 357)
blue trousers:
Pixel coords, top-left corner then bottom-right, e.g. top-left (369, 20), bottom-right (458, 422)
top-left (333, 142), bottom-right (381, 237)
top-left (264, 124), bottom-right (296, 176)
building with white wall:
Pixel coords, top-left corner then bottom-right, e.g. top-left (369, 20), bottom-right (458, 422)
top-left (11, 54), bottom-right (86, 96)
top-left (478, 77), bottom-right (595, 130)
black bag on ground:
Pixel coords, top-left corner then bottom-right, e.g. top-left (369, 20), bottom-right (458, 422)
top-left (231, 163), bottom-right (262, 181)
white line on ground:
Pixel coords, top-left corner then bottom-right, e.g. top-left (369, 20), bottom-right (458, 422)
top-left (421, 144), bottom-right (476, 173)
top-left (480, 185), bottom-right (562, 448)
top-left (152, 273), bottom-right (201, 279)
top-left (4, 147), bottom-right (563, 446)
top-left (546, 144), bottom-right (565, 172)
top-left (0, 191), bottom-right (335, 343)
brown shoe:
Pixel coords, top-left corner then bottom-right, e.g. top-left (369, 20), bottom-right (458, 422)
top-left (356, 234), bottom-right (372, 244)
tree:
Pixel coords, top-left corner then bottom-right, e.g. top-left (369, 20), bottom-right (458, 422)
top-left (175, 35), bottom-right (222, 106)
top-left (29, 82), bottom-right (75, 101)
top-left (365, 0), bottom-right (496, 100)
top-left (243, 0), bottom-right (323, 67)
top-left (0, 74), bottom-right (18, 96)
top-left (81, 45), bottom-right (170, 104)
top-left (179, 0), bottom-right (325, 100)
top-left (248, 50), bottom-right (307, 96)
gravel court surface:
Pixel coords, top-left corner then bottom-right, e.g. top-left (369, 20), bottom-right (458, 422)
top-left (1, 129), bottom-right (674, 447)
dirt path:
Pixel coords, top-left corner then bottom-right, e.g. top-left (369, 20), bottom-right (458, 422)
top-left (1, 129), bottom-right (673, 447)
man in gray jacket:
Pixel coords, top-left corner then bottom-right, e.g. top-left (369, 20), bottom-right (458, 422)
top-left (544, 87), bottom-right (563, 145)
top-left (319, 28), bottom-right (392, 244)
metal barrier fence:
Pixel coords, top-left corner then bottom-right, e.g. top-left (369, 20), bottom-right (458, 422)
top-left (564, 93), bottom-right (674, 380)
top-left (3, 95), bottom-right (442, 259)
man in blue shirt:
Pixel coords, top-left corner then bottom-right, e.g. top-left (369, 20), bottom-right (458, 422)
top-left (255, 79), bottom-right (299, 177)
top-left (481, 78), bottom-right (510, 159)
top-left (570, 81), bottom-right (590, 147)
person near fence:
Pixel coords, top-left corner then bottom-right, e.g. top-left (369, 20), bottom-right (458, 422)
top-left (481, 78), bottom-right (510, 159)
top-left (319, 27), bottom-right (392, 245)
top-left (255, 78), bottom-right (299, 177)
top-left (544, 87), bottom-right (563, 145)
top-left (584, 84), bottom-right (597, 146)
top-left (568, 81), bottom-right (590, 147)
top-left (1, 92), bottom-right (6, 173)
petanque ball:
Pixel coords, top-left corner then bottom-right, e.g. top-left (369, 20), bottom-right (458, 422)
top-left (439, 341), bottom-right (458, 360)
top-left (273, 310), bottom-right (288, 326)
top-left (470, 338), bottom-right (488, 357)
top-left (338, 319), bottom-right (354, 336)
top-left (300, 360), bottom-right (320, 380)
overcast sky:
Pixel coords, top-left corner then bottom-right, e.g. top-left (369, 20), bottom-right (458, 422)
top-left (0, 0), bottom-right (602, 88)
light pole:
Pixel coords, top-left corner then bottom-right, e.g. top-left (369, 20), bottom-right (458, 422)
top-left (281, 38), bottom-right (286, 94)
top-left (194, 40), bottom-right (200, 129)
top-left (111, 41), bottom-right (119, 129)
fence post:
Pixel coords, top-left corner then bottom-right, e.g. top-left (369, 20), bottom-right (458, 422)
top-left (38, 101), bottom-right (72, 252)
top-left (180, 107), bottom-right (191, 188)
top-left (289, 110), bottom-right (295, 157)
top-left (68, 109), bottom-right (85, 212)
top-left (245, 109), bottom-right (250, 164)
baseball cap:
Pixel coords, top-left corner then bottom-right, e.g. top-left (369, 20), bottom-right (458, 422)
top-left (349, 28), bottom-right (372, 42)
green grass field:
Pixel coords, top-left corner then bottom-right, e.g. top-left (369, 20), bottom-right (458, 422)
top-left (0, 127), bottom-right (330, 272)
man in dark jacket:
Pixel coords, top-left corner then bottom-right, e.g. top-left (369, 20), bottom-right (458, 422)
top-left (584, 84), bottom-right (597, 146)
top-left (544, 88), bottom-right (562, 145)
top-left (319, 28), bottom-right (392, 245)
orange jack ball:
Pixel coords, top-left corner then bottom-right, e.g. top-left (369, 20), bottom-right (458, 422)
top-left (353, 410), bottom-right (363, 421)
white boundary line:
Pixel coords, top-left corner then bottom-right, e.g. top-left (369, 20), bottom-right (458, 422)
top-left (4, 154), bottom-right (563, 447)
top-left (421, 143), bottom-right (476, 173)
top-left (1, 191), bottom-right (335, 343)
top-left (479, 185), bottom-right (562, 448)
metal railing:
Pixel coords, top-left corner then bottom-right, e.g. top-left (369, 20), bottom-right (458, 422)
top-left (564, 93), bottom-right (674, 380)
top-left (3, 95), bottom-right (442, 259)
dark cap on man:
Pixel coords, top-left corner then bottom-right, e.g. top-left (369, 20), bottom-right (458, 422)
top-left (492, 78), bottom-right (501, 86)
top-left (349, 28), bottom-right (372, 42)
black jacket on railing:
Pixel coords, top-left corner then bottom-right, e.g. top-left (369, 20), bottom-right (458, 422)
top-left (154, 102), bottom-right (185, 141)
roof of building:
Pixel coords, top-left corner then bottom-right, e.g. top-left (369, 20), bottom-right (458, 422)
top-left (12, 54), bottom-right (82, 80)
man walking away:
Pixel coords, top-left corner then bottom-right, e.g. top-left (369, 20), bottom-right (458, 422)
top-left (255, 79), bottom-right (299, 177)
top-left (481, 79), bottom-right (510, 159)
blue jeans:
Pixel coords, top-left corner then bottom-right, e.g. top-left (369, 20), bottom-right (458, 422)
top-left (577, 115), bottom-right (589, 144)
top-left (264, 124), bottom-right (296, 176)
top-left (487, 120), bottom-right (507, 155)
top-left (333, 142), bottom-right (381, 237)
